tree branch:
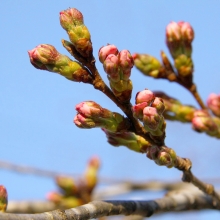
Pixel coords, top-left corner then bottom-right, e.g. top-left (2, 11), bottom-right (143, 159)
top-left (1, 186), bottom-right (217, 219)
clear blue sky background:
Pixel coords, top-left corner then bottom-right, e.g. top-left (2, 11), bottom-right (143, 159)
top-left (0, 1), bottom-right (220, 219)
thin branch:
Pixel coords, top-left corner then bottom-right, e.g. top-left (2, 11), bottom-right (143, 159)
top-left (0, 187), bottom-right (217, 219)
top-left (174, 156), bottom-right (220, 207)
top-left (0, 160), bottom-right (79, 179)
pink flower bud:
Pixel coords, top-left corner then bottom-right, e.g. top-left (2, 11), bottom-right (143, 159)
top-left (135, 89), bottom-right (155, 105)
top-left (75, 101), bottom-right (102, 118)
top-left (178, 21), bottom-right (194, 42)
top-left (28, 44), bottom-right (59, 69)
top-left (192, 117), bottom-right (208, 132)
top-left (74, 113), bottom-right (97, 128)
top-left (192, 112), bottom-right (219, 137)
top-left (98, 45), bottom-right (119, 63)
top-left (88, 156), bottom-right (100, 169)
top-left (132, 102), bottom-right (148, 120)
top-left (143, 107), bottom-right (162, 131)
top-left (151, 97), bottom-right (165, 115)
top-left (118, 50), bottom-right (134, 73)
top-left (60, 8), bottom-right (84, 30)
top-left (103, 54), bottom-right (119, 75)
top-left (166, 21), bottom-right (181, 42)
top-left (207, 93), bottom-right (220, 117)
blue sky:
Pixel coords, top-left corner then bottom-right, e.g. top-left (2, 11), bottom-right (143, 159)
top-left (0, 1), bottom-right (220, 219)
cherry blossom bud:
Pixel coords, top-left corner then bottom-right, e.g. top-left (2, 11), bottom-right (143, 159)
top-left (98, 45), bottom-right (119, 63)
top-left (156, 147), bottom-right (177, 168)
top-left (28, 44), bottom-right (92, 83)
top-left (166, 21), bottom-right (181, 42)
top-left (207, 93), bottom-right (220, 117)
top-left (151, 97), bottom-right (165, 115)
top-left (133, 54), bottom-right (162, 78)
top-left (118, 50), bottom-right (134, 77)
top-left (28, 44), bottom-right (59, 68)
top-left (143, 107), bottom-right (162, 131)
top-left (178, 21), bottom-right (194, 42)
top-left (60, 8), bottom-right (92, 57)
top-left (74, 113), bottom-right (98, 129)
top-left (132, 102), bottom-right (148, 120)
top-left (75, 101), bottom-right (105, 118)
top-left (103, 54), bottom-right (120, 75)
top-left (135, 89), bottom-right (155, 105)
top-left (0, 186), bottom-right (7, 212)
top-left (60, 8), bottom-right (84, 30)
top-left (192, 110), bottom-right (220, 137)
top-left (166, 21), bottom-right (194, 59)
top-left (103, 129), bottom-right (152, 153)
top-left (74, 101), bottom-right (128, 132)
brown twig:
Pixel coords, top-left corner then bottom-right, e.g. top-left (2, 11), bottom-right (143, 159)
top-left (174, 156), bottom-right (220, 208)
top-left (1, 187), bottom-right (217, 219)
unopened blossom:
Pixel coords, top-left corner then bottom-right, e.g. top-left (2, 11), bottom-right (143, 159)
top-left (60, 8), bottom-right (84, 30)
top-left (151, 97), bottom-right (165, 115)
top-left (143, 107), bottom-right (163, 131)
top-left (74, 101), bottom-right (128, 132)
top-left (146, 146), bottom-right (177, 168)
top-left (178, 21), bottom-right (194, 42)
top-left (166, 21), bottom-right (194, 59)
top-left (135, 89), bottom-right (155, 105)
top-left (192, 110), bottom-right (220, 137)
top-left (132, 102), bottom-right (148, 120)
top-left (118, 50), bottom-right (134, 78)
top-left (28, 44), bottom-right (92, 83)
top-left (75, 101), bottom-right (106, 118)
top-left (207, 93), bottom-right (220, 117)
top-left (98, 45), bottom-right (119, 63)
top-left (28, 44), bottom-right (59, 69)
top-left (103, 54), bottom-right (120, 75)
top-left (60, 8), bottom-right (92, 57)
top-left (166, 21), bottom-right (181, 42)
top-left (155, 147), bottom-right (177, 168)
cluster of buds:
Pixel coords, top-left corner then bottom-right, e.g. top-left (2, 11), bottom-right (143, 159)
top-left (166, 21), bottom-right (194, 79)
top-left (146, 146), bottom-right (177, 168)
top-left (154, 91), bottom-right (196, 122)
top-left (192, 110), bottom-right (220, 138)
top-left (132, 89), bottom-right (166, 136)
top-left (133, 54), bottom-right (162, 78)
top-left (207, 93), bottom-right (220, 117)
top-left (0, 186), bottom-right (7, 212)
top-left (28, 44), bottom-right (92, 83)
top-left (47, 156), bottom-right (100, 209)
top-left (60, 8), bottom-right (92, 57)
top-left (74, 101), bottom-right (130, 132)
top-left (102, 129), bottom-right (152, 153)
top-left (99, 45), bottom-right (134, 103)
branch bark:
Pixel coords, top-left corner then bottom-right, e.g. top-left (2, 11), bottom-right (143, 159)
top-left (1, 187), bottom-right (217, 220)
